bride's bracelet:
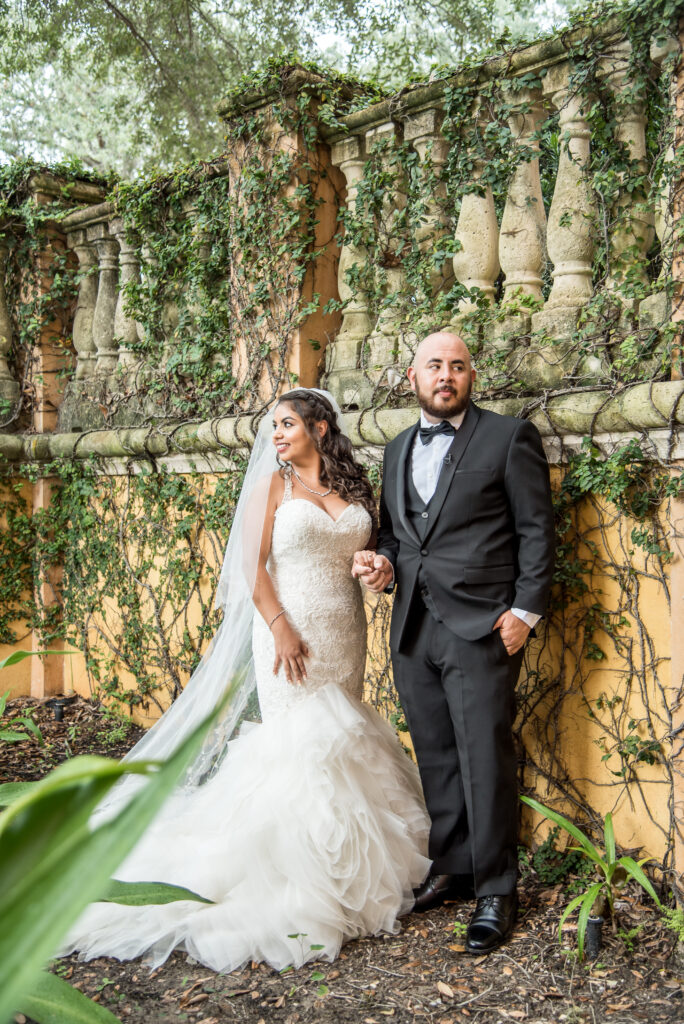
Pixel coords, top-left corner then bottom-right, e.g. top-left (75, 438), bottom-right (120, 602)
top-left (269, 609), bottom-right (285, 630)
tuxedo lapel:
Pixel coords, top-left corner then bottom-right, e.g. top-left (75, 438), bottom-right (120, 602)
top-left (394, 422), bottom-right (421, 543)
top-left (423, 402), bottom-right (481, 541)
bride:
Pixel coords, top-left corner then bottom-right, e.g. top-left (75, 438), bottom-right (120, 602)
top-left (63, 388), bottom-right (430, 973)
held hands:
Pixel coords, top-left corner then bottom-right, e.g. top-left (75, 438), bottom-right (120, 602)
top-left (352, 550), bottom-right (393, 593)
top-left (493, 610), bottom-right (530, 656)
top-left (271, 616), bottom-right (309, 685)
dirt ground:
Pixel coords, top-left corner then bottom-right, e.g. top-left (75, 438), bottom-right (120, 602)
top-left (4, 697), bottom-right (684, 1024)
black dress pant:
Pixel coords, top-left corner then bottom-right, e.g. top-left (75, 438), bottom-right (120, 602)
top-left (391, 597), bottom-right (524, 897)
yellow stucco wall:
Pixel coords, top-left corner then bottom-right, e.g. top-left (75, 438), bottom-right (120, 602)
top-left (518, 477), bottom-right (676, 865)
top-left (1, 463), bottom-right (678, 866)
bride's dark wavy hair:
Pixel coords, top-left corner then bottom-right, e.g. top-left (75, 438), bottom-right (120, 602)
top-left (276, 389), bottom-right (377, 531)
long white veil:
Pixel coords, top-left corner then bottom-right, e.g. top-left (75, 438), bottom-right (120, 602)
top-left (94, 388), bottom-right (345, 818)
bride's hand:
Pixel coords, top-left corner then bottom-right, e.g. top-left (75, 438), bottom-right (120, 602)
top-left (271, 616), bottom-right (309, 685)
top-left (352, 550), bottom-right (393, 592)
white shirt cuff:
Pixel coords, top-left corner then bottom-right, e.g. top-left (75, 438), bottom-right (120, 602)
top-left (511, 607), bottom-right (541, 629)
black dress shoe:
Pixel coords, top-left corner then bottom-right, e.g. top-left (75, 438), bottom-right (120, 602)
top-left (465, 892), bottom-right (518, 953)
top-left (412, 873), bottom-right (475, 913)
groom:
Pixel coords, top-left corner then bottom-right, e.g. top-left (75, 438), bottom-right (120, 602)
top-left (353, 332), bottom-right (555, 954)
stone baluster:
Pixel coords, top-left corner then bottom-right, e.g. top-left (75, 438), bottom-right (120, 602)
top-left (452, 101), bottom-right (500, 318)
top-left (65, 228), bottom-right (98, 379)
top-left (110, 217), bottom-right (142, 370)
top-left (600, 41), bottom-right (655, 303)
top-left (365, 121), bottom-right (411, 367)
top-left (0, 235), bottom-right (20, 406)
top-left (87, 222), bottom-right (121, 374)
top-left (531, 64), bottom-right (596, 340)
top-left (639, 33), bottom-right (680, 335)
top-left (404, 108), bottom-right (454, 303)
top-left (325, 135), bottom-right (373, 406)
top-left (499, 89), bottom-right (547, 307)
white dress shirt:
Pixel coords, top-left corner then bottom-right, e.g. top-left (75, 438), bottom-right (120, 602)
top-left (411, 411), bottom-right (540, 630)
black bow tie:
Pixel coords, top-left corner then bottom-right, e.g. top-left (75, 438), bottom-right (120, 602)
top-left (419, 420), bottom-right (457, 446)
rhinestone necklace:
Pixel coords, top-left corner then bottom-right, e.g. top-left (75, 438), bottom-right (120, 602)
top-left (292, 466), bottom-right (332, 497)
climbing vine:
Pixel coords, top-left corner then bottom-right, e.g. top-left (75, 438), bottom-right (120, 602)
top-left (0, 0), bottom-right (683, 871)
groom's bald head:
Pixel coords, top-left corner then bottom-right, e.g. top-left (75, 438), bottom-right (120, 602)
top-left (412, 332), bottom-right (472, 371)
top-left (408, 332), bottom-right (475, 420)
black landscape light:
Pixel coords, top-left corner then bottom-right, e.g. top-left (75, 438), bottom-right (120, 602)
top-left (44, 693), bottom-right (77, 722)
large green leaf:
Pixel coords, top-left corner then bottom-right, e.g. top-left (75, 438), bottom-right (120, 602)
top-left (603, 812), bottom-right (616, 863)
top-left (0, 729), bottom-right (29, 742)
top-left (520, 794), bottom-right (603, 865)
top-left (17, 971), bottom-right (122, 1024)
top-left (0, 673), bottom-right (241, 1023)
top-left (0, 781), bottom-right (37, 806)
top-left (558, 890), bottom-right (586, 942)
top-left (102, 879), bottom-right (213, 906)
top-left (0, 757), bottom-right (155, 893)
top-left (0, 650), bottom-right (74, 670)
top-left (618, 855), bottom-right (662, 908)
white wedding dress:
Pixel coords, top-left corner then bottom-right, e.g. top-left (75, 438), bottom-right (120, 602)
top-left (64, 484), bottom-right (430, 973)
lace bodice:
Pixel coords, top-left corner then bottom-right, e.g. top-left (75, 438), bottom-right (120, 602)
top-left (252, 487), bottom-right (372, 718)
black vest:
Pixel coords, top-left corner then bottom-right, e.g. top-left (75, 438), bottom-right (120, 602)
top-left (405, 456), bottom-right (443, 622)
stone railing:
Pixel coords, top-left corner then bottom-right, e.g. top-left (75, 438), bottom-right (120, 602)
top-left (57, 165), bottom-right (233, 431)
top-left (0, 172), bottom-right (106, 431)
top-left (1, 17), bottom-right (681, 432)
top-left (320, 20), bottom-right (682, 408)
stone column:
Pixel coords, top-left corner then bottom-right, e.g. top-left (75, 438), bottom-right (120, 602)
top-left (404, 108), bottom-right (454, 306)
top-left (88, 222), bottom-right (121, 374)
top-left (531, 64), bottom-right (596, 339)
top-left (0, 235), bottom-right (20, 408)
top-left (601, 41), bottom-right (655, 303)
top-left (452, 101), bottom-right (500, 320)
top-left (365, 121), bottom-right (411, 369)
top-left (490, 88), bottom-right (548, 355)
top-left (110, 217), bottom-right (142, 371)
top-left (499, 89), bottom-right (547, 307)
top-left (640, 34), bottom-right (681, 355)
top-left (65, 229), bottom-right (98, 379)
top-left (325, 134), bottom-right (373, 406)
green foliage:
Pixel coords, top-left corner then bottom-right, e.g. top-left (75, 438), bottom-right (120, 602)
top-left (9, 459), bottom-right (242, 713)
top-left (101, 879), bottom-right (213, 907)
top-left (0, 673), bottom-right (240, 1024)
top-left (0, 0), bottom-right (563, 174)
top-left (18, 972), bottom-right (123, 1024)
top-left (0, 158), bottom-right (112, 434)
top-left (530, 825), bottom-right (592, 886)
top-left (663, 905), bottom-right (684, 942)
top-left (0, 690), bottom-right (43, 745)
top-left (0, 0), bottom-right (681, 912)
top-left (95, 707), bottom-right (140, 749)
top-left (521, 795), bottom-right (662, 959)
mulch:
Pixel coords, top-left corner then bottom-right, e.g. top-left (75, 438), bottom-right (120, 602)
top-left (3, 697), bottom-right (683, 1024)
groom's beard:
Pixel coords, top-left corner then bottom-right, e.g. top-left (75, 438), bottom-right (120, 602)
top-left (414, 378), bottom-right (472, 420)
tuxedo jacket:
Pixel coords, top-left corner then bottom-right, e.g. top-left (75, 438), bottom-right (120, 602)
top-left (376, 401), bottom-right (555, 650)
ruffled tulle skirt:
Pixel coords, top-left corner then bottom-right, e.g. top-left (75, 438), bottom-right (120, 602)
top-left (63, 685), bottom-right (430, 972)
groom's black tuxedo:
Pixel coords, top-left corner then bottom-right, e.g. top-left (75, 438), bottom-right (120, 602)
top-left (377, 400), bottom-right (555, 896)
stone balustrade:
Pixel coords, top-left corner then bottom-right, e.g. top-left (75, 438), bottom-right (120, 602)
top-left (321, 20), bottom-right (683, 408)
top-left (61, 203), bottom-right (140, 381)
top-left (57, 174), bottom-right (230, 431)
top-left (1, 16), bottom-right (679, 428)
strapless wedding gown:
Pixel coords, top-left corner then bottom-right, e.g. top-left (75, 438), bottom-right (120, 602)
top-left (63, 493), bottom-right (430, 972)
